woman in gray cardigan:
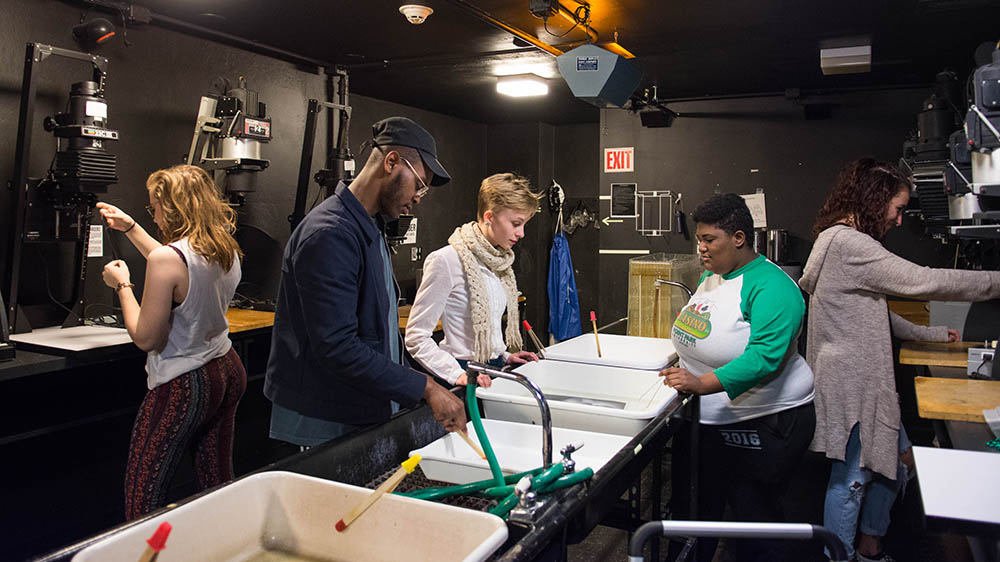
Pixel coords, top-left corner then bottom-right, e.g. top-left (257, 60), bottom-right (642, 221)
top-left (800, 158), bottom-right (1000, 562)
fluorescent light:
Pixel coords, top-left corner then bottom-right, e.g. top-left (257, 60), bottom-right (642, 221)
top-left (820, 45), bottom-right (871, 75)
top-left (496, 74), bottom-right (549, 97)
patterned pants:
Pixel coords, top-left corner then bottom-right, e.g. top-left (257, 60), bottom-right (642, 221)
top-left (124, 348), bottom-right (247, 520)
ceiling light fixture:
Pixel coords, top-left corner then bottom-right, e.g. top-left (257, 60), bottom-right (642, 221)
top-left (496, 74), bottom-right (549, 97)
top-left (819, 37), bottom-right (872, 75)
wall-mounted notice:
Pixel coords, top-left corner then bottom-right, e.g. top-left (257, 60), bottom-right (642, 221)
top-left (403, 217), bottom-right (418, 245)
top-left (87, 225), bottom-right (103, 258)
top-left (741, 193), bottom-right (767, 229)
top-left (611, 183), bottom-right (637, 218)
top-left (604, 147), bottom-right (634, 173)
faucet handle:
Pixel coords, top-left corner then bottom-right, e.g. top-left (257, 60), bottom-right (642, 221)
top-left (560, 441), bottom-right (585, 456)
top-left (515, 475), bottom-right (532, 495)
top-left (560, 441), bottom-right (584, 473)
top-left (514, 476), bottom-right (536, 508)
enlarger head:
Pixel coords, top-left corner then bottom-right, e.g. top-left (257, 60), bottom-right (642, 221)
top-left (43, 80), bottom-right (119, 193)
top-left (187, 76), bottom-right (271, 204)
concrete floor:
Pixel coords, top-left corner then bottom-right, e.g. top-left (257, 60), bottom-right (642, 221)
top-left (566, 444), bottom-right (975, 562)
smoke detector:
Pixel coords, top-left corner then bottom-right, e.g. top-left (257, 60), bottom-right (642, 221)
top-left (399, 4), bottom-right (434, 24)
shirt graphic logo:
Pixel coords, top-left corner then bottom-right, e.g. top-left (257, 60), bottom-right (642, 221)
top-left (673, 302), bottom-right (712, 339)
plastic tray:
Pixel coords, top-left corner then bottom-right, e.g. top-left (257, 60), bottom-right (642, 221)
top-left (477, 360), bottom-right (677, 436)
top-left (71, 471), bottom-right (507, 562)
top-left (411, 419), bottom-right (631, 484)
top-left (542, 333), bottom-right (677, 370)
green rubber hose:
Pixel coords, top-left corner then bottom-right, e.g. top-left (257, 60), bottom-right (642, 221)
top-left (398, 466), bottom-right (546, 501)
top-left (537, 467), bottom-right (594, 494)
top-left (466, 378), bottom-right (505, 488)
top-left (481, 462), bottom-right (566, 498)
top-left (489, 491), bottom-right (520, 518)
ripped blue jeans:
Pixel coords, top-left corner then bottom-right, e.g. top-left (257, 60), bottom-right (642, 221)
top-left (823, 423), bottom-right (912, 559)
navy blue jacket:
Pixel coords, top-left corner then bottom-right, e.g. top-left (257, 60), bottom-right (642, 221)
top-left (263, 182), bottom-right (426, 423)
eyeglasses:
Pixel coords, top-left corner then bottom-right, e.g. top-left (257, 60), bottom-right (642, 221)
top-left (145, 204), bottom-right (155, 218)
top-left (399, 154), bottom-right (431, 199)
top-left (373, 143), bottom-right (431, 199)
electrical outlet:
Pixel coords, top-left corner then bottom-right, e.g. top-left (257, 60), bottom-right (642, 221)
top-left (410, 247), bottom-right (422, 261)
top-left (968, 347), bottom-right (995, 378)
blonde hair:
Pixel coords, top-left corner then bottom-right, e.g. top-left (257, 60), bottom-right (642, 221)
top-left (146, 165), bottom-right (243, 270)
top-left (477, 173), bottom-right (542, 220)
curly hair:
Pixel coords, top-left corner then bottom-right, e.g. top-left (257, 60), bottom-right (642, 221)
top-left (813, 158), bottom-right (912, 240)
top-left (691, 193), bottom-right (754, 239)
top-left (477, 173), bottom-right (542, 220)
top-left (146, 165), bottom-right (243, 270)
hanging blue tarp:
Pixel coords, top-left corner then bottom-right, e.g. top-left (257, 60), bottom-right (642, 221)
top-left (547, 231), bottom-right (582, 341)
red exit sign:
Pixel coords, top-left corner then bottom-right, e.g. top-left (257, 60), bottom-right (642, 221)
top-left (604, 147), bottom-right (634, 173)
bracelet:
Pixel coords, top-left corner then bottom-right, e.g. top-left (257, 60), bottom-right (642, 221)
top-left (124, 220), bottom-right (136, 233)
top-left (116, 281), bottom-right (135, 292)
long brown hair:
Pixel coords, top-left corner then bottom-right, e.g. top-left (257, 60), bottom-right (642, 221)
top-left (812, 158), bottom-right (912, 240)
top-left (146, 165), bottom-right (242, 270)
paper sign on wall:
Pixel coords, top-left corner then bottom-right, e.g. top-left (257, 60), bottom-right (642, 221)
top-left (741, 193), bottom-right (767, 229)
top-left (403, 217), bottom-right (418, 245)
top-left (610, 183), bottom-right (637, 217)
top-left (604, 147), bottom-right (634, 173)
top-left (87, 225), bottom-right (103, 258)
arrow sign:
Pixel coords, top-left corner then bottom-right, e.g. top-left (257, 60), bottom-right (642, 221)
top-left (602, 216), bottom-right (623, 226)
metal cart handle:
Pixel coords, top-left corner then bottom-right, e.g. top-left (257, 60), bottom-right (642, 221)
top-left (627, 520), bottom-right (849, 562)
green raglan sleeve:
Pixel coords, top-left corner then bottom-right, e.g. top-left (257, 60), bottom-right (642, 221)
top-left (713, 265), bottom-right (804, 399)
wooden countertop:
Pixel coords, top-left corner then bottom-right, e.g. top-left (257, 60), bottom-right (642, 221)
top-left (887, 300), bottom-right (930, 327)
top-left (899, 341), bottom-right (978, 368)
top-left (226, 308), bottom-right (275, 333)
top-left (914, 376), bottom-right (1000, 422)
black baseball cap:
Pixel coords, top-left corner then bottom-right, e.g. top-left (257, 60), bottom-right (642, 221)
top-left (371, 116), bottom-right (451, 186)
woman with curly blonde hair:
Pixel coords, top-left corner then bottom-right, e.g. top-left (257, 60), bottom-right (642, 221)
top-left (97, 164), bottom-right (245, 520)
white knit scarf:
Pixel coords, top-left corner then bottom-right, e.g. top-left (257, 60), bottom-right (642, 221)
top-left (448, 221), bottom-right (523, 361)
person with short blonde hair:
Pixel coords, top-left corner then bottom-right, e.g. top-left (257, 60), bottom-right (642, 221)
top-left (477, 172), bottom-right (539, 220)
top-left (96, 164), bottom-right (246, 519)
top-left (406, 172), bottom-right (542, 386)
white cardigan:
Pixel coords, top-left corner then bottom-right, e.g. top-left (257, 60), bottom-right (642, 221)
top-left (405, 245), bottom-right (509, 384)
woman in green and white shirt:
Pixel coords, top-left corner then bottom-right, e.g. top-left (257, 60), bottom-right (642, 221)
top-left (661, 193), bottom-right (815, 562)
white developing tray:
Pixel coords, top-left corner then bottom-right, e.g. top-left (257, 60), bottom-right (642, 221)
top-left (542, 333), bottom-right (677, 370)
top-left (411, 418), bottom-right (631, 484)
top-left (477, 360), bottom-right (678, 436)
top-left (72, 471), bottom-right (507, 562)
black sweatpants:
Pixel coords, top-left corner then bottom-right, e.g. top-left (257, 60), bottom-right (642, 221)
top-left (671, 402), bottom-right (816, 562)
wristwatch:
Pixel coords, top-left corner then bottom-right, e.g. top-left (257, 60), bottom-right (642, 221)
top-left (116, 281), bottom-right (135, 292)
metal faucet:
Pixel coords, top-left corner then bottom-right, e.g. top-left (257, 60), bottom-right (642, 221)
top-left (654, 278), bottom-right (693, 297)
top-left (467, 362), bottom-right (553, 467)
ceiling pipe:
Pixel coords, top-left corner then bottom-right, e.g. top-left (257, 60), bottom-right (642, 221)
top-left (344, 47), bottom-right (541, 72)
top-left (72, 0), bottom-right (338, 71)
top-left (442, 0), bottom-right (563, 56)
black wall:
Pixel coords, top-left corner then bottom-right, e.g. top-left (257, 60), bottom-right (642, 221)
top-left (0, 0), bottom-right (491, 328)
top-left (485, 122), bottom-right (601, 340)
top-left (594, 91), bottom-right (958, 322)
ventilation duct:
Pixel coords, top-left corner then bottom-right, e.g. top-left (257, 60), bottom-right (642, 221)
top-left (557, 44), bottom-right (642, 108)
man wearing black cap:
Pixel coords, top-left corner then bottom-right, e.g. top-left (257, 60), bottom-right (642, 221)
top-left (264, 116), bottom-right (466, 446)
